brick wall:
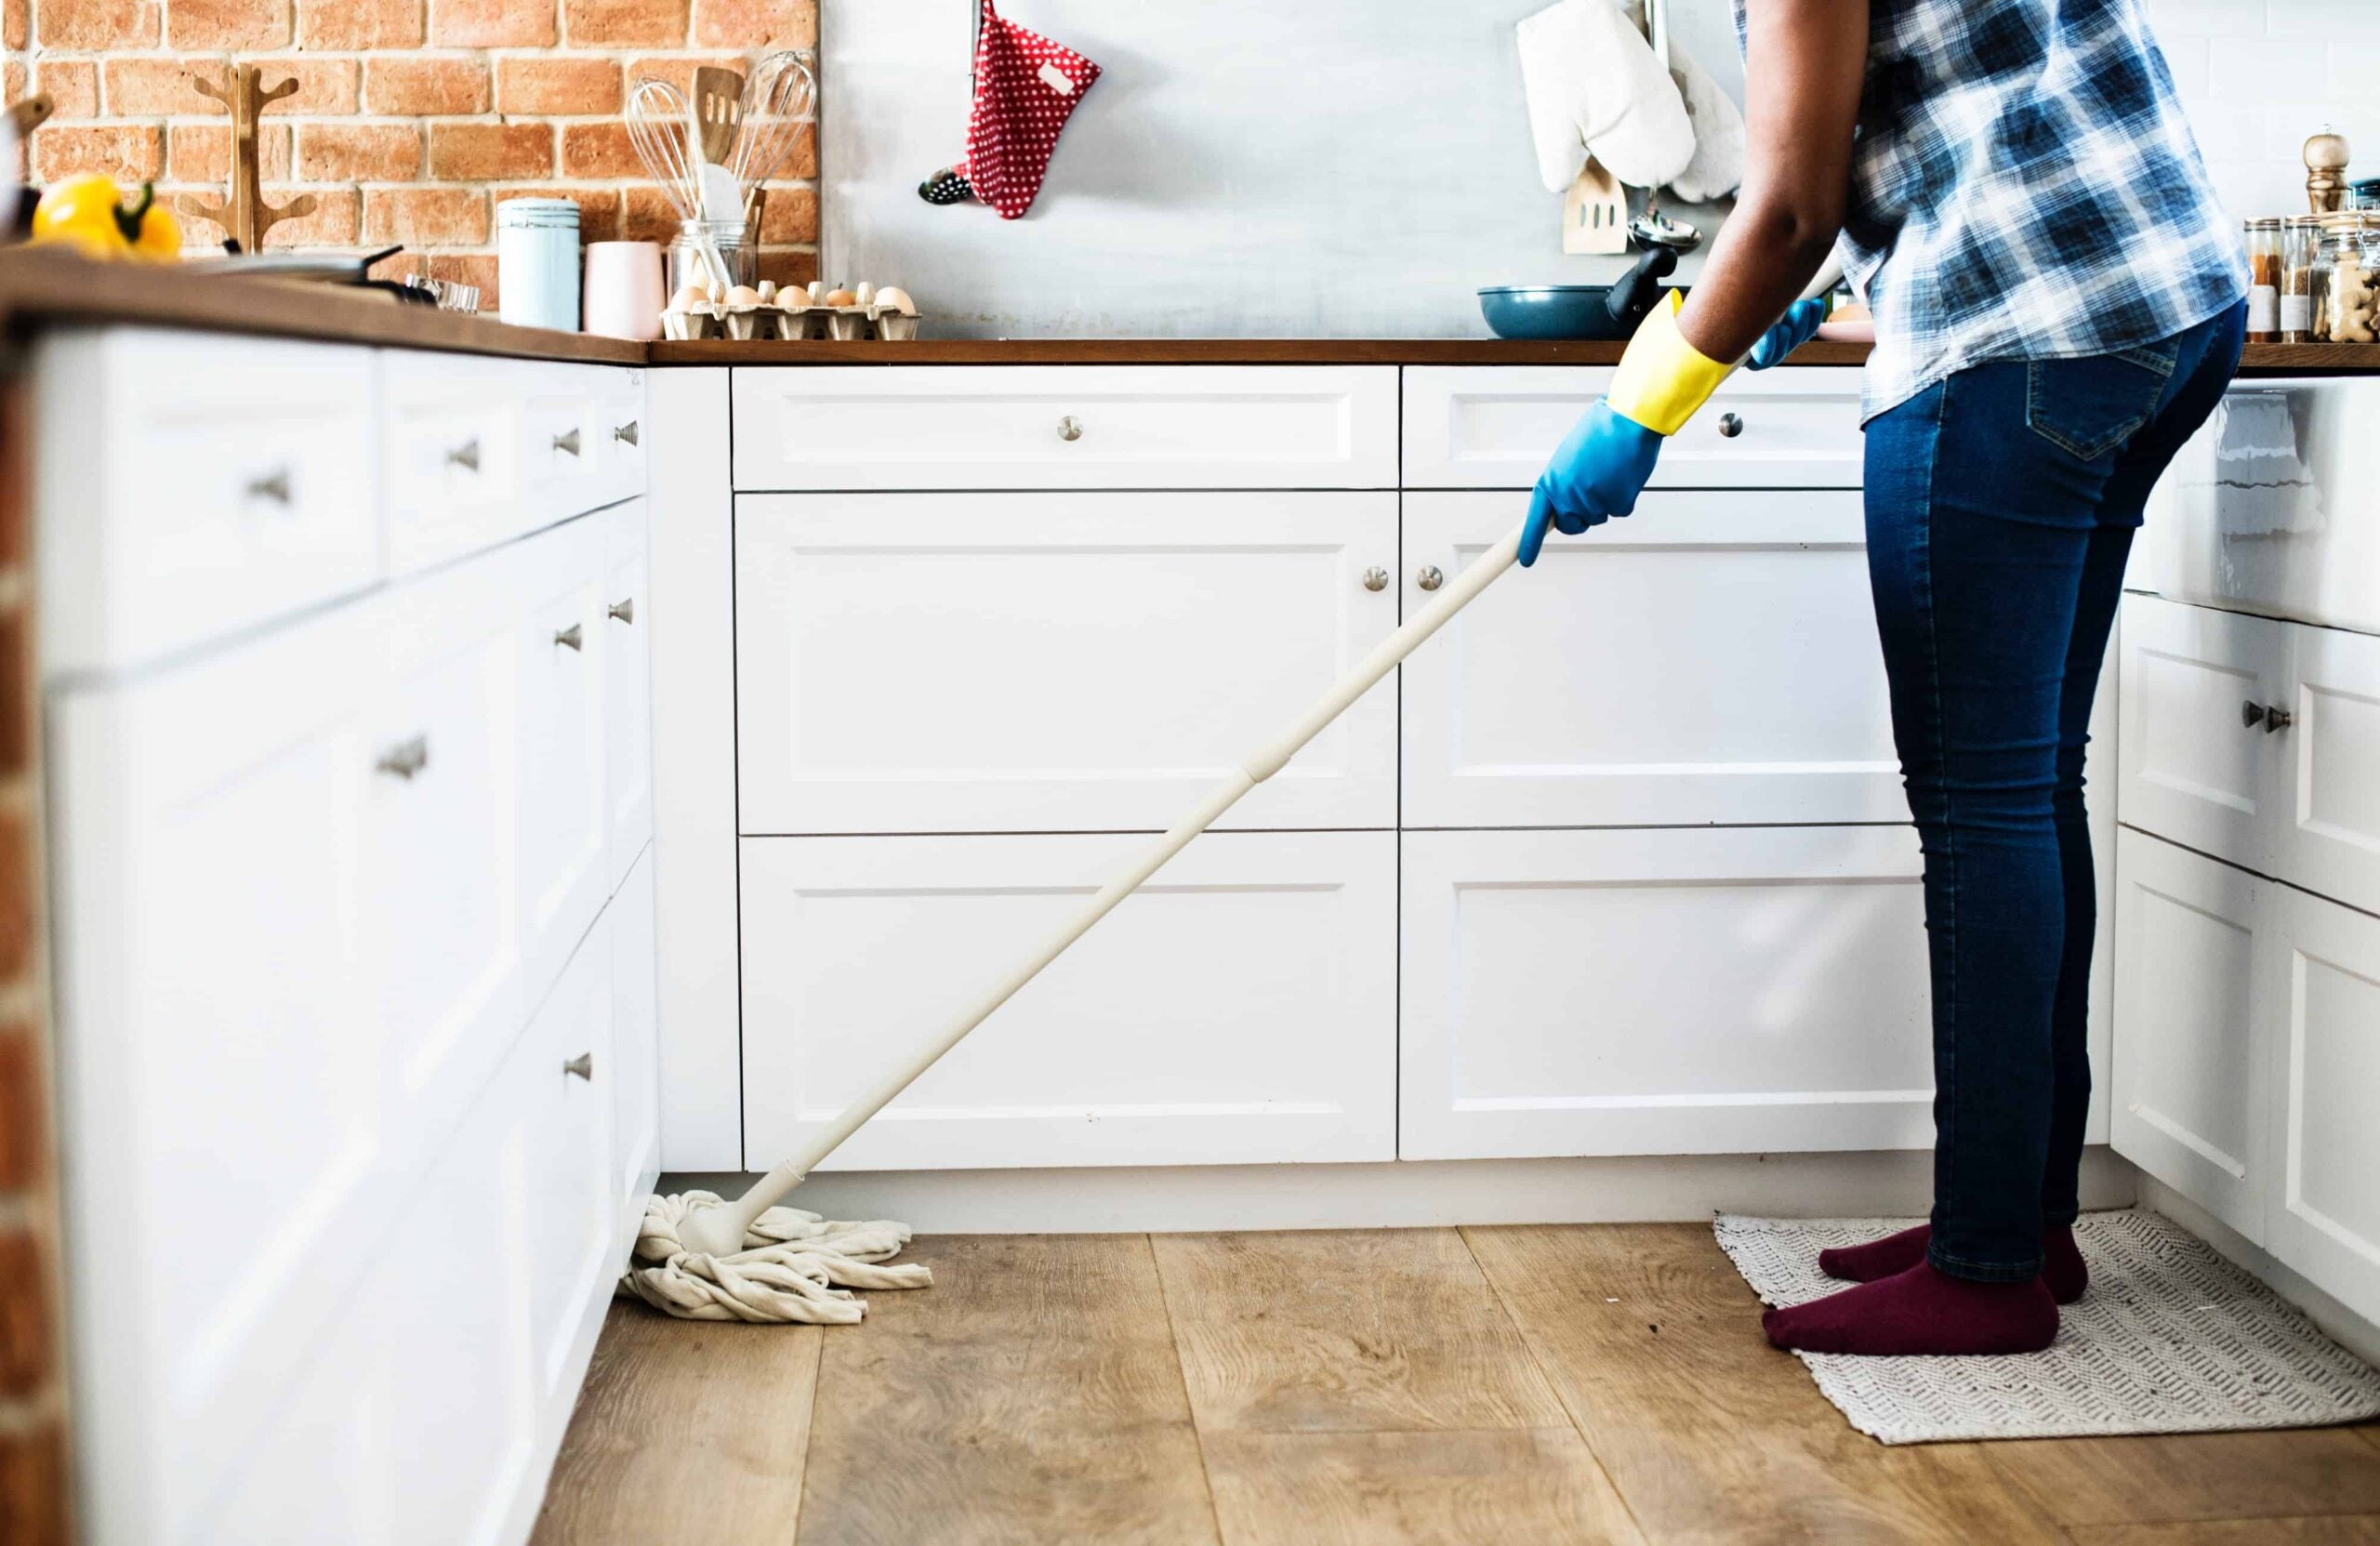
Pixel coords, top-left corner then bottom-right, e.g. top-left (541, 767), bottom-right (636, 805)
top-left (15, 0), bottom-right (821, 308)
top-left (0, 378), bottom-right (67, 1546)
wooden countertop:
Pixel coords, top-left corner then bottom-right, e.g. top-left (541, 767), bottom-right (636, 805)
top-left (1, 251), bottom-right (2375, 374)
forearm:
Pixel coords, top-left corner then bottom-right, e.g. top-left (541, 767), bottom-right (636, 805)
top-left (1675, 196), bottom-right (1843, 362)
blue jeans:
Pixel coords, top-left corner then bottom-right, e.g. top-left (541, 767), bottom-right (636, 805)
top-left (1863, 303), bottom-right (2245, 1283)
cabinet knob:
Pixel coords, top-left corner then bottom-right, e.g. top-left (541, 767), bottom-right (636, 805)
top-left (609, 598), bottom-right (636, 625)
top-left (562, 1052), bottom-right (594, 1081)
top-left (553, 623), bottom-right (584, 652)
top-left (245, 469), bottom-right (293, 505)
top-left (614, 420), bottom-right (640, 447)
top-left (1361, 566), bottom-right (1389, 592)
top-left (553, 428), bottom-right (582, 457)
top-left (446, 439), bottom-right (481, 472)
top-left (2263, 703), bottom-right (2294, 733)
top-left (2241, 699), bottom-right (2268, 730)
top-left (1718, 413), bottom-right (1744, 438)
top-left (375, 734), bottom-right (430, 780)
top-left (1056, 415), bottom-right (1084, 442)
top-left (1415, 565), bottom-right (1445, 592)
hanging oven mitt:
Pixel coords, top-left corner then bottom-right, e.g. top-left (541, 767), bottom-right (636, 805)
top-left (1515, 0), bottom-right (1693, 195)
top-left (952, 0), bottom-right (1101, 219)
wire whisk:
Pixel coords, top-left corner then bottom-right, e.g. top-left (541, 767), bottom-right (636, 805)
top-left (626, 76), bottom-right (733, 292)
top-left (730, 50), bottom-right (817, 191)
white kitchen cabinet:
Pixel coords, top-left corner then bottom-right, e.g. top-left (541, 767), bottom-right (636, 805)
top-left (2271, 622), bottom-right (2380, 918)
top-left (2118, 593), bottom-right (2290, 874)
top-left (1401, 365), bottom-right (1865, 489)
top-left (611, 849), bottom-right (662, 1214)
top-left (602, 498), bottom-right (654, 888)
top-left (1398, 825), bottom-right (1933, 1160)
top-left (516, 515), bottom-right (611, 999)
top-left (381, 350), bottom-right (532, 573)
top-left (2110, 828), bottom-right (2273, 1242)
top-left (2264, 881), bottom-right (2380, 1327)
top-left (738, 830), bottom-right (1396, 1170)
top-left (731, 365), bottom-right (1399, 491)
top-left (734, 492), bottom-right (1400, 834)
top-left (1400, 489), bottom-right (1902, 828)
top-left (524, 918), bottom-right (616, 1402)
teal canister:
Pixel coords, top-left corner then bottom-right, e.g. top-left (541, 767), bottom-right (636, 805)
top-left (496, 197), bottom-right (582, 332)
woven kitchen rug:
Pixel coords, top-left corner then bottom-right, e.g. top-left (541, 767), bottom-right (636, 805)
top-left (1714, 1209), bottom-right (2380, 1444)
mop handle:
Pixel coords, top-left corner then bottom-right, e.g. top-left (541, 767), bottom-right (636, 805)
top-left (713, 523), bottom-right (1527, 1238)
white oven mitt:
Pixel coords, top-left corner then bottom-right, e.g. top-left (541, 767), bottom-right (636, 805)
top-left (1517, 0), bottom-right (1694, 193)
top-left (1660, 33), bottom-right (1746, 203)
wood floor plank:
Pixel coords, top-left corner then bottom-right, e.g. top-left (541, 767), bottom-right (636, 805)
top-left (1199, 1428), bottom-right (1648, 1546)
top-left (1464, 1222), bottom-right (2067, 1546)
top-left (1987, 1429), bottom-right (2380, 1529)
top-left (529, 1301), bottom-right (822, 1546)
top-left (2070, 1517), bottom-right (2380, 1545)
top-left (797, 1235), bottom-right (1219, 1546)
top-left (1151, 1229), bottom-right (1569, 1434)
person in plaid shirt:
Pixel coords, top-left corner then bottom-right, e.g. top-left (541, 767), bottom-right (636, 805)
top-left (1525, 0), bottom-right (2245, 1357)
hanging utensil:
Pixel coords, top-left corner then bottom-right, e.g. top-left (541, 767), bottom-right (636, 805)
top-left (1628, 0), bottom-right (1701, 252)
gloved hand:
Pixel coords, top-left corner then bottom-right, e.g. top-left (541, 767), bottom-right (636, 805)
top-left (1520, 402), bottom-right (1663, 564)
top-left (1519, 291), bottom-right (1736, 567)
top-left (1745, 297), bottom-right (1830, 370)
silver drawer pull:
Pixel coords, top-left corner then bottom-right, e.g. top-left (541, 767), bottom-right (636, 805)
top-left (609, 598), bottom-right (636, 625)
top-left (1415, 565), bottom-right (1445, 592)
top-left (1719, 413), bottom-right (1744, 438)
top-left (553, 428), bottom-right (582, 457)
top-left (562, 1052), bottom-right (594, 1080)
top-left (614, 421), bottom-right (640, 447)
top-left (553, 623), bottom-right (584, 652)
top-left (1056, 415), bottom-right (1083, 442)
top-left (446, 439), bottom-right (481, 472)
top-left (2264, 703), bottom-right (2294, 733)
top-left (375, 734), bottom-right (430, 780)
top-left (1361, 566), bottom-right (1389, 593)
top-left (245, 469), bottom-right (292, 505)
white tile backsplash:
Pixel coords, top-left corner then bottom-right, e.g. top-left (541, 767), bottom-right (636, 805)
top-left (2151, 0), bottom-right (2372, 222)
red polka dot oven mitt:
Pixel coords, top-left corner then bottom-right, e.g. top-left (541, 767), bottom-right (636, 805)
top-left (927, 0), bottom-right (1101, 219)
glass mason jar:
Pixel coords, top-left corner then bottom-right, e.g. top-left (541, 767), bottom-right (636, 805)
top-left (2244, 217), bottom-right (2281, 342)
top-left (668, 219), bottom-right (755, 296)
top-left (2281, 215), bottom-right (2324, 342)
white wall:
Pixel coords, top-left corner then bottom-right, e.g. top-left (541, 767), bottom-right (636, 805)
top-left (2148, 0), bottom-right (2374, 225)
top-left (822, 0), bottom-right (2338, 339)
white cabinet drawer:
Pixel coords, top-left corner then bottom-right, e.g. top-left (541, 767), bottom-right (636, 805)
top-left (731, 365), bottom-right (1399, 490)
top-left (2272, 622), bottom-right (2380, 918)
top-left (738, 831), bottom-right (1396, 1170)
top-left (2138, 378), bottom-right (2380, 635)
top-left (1398, 826), bottom-right (1932, 1161)
top-left (2118, 594), bottom-right (2290, 874)
top-left (1402, 365), bottom-right (1865, 489)
top-left (2264, 882), bottom-right (2380, 1328)
top-left (383, 350), bottom-right (532, 572)
top-left (600, 368), bottom-right (648, 506)
top-left (37, 329), bottom-right (378, 675)
top-left (520, 363), bottom-right (615, 526)
top-left (1401, 490), bottom-right (1902, 827)
top-left (516, 515), bottom-right (610, 999)
top-left (2111, 829), bottom-right (2274, 1243)
top-left (525, 918), bottom-right (615, 1402)
top-left (612, 850), bottom-right (662, 1213)
top-left (602, 499), bottom-right (653, 887)
top-left (734, 492), bottom-right (1400, 833)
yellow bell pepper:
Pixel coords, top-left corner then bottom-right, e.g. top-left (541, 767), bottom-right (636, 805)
top-left (31, 177), bottom-right (180, 262)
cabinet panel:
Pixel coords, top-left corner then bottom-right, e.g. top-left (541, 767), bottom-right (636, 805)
top-left (1401, 490), bottom-right (1902, 828)
top-left (732, 364), bottom-right (1398, 490)
top-left (2110, 828), bottom-right (2271, 1241)
top-left (2118, 593), bottom-right (2289, 872)
top-left (526, 921), bottom-right (616, 1403)
top-left (2273, 622), bottom-right (2380, 918)
top-left (1398, 826), bottom-right (1932, 1160)
top-left (1402, 365), bottom-right (1864, 489)
top-left (734, 493), bottom-right (1399, 833)
top-left (383, 350), bottom-right (533, 573)
top-left (603, 499), bottom-right (654, 888)
top-left (739, 831), bottom-right (1395, 1170)
top-left (518, 517), bottom-right (610, 998)
top-left (2266, 883), bottom-right (2380, 1328)
top-left (612, 849), bottom-right (662, 1213)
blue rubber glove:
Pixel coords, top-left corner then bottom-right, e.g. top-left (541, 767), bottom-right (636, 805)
top-left (1518, 401), bottom-right (1664, 567)
top-left (1745, 297), bottom-right (1830, 370)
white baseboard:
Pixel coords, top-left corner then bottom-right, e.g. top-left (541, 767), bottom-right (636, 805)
top-left (2135, 1176), bottom-right (2380, 1368)
top-left (663, 1145), bottom-right (2141, 1235)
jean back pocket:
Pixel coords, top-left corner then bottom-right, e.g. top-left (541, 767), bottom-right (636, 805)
top-left (2026, 343), bottom-right (2180, 462)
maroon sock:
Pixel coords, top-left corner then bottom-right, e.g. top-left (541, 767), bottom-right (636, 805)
top-left (1763, 1262), bottom-right (2059, 1355)
top-left (1818, 1223), bottom-right (2088, 1303)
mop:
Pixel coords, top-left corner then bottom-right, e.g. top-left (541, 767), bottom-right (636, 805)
top-left (617, 524), bottom-right (1528, 1322)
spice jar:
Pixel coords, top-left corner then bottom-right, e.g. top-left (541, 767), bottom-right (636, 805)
top-left (2315, 213), bottom-right (2375, 344)
top-left (2245, 218), bottom-right (2281, 342)
top-left (496, 197), bottom-right (582, 332)
top-left (2281, 214), bottom-right (2323, 342)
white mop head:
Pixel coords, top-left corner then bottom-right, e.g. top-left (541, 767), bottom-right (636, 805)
top-left (616, 1190), bottom-right (934, 1324)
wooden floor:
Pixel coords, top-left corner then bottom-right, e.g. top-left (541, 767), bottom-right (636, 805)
top-left (532, 1224), bottom-right (2380, 1546)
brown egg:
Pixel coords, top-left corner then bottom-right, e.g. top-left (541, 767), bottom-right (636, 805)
top-left (669, 284), bottom-right (710, 311)
top-left (823, 288), bottom-right (859, 308)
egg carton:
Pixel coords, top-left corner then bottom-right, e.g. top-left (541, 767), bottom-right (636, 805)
top-left (663, 279), bottom-right (926, 343)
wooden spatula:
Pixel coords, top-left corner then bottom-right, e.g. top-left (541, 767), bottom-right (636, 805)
top-left (692, 67), bottom-right (744, 167)
top-left (1563, 155), bottom-right (1629, 256)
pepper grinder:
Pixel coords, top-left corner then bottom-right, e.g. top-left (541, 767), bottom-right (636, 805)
top-left (2306, 126), bottom-right (2351, 214)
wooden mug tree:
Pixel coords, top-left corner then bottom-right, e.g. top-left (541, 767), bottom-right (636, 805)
top-left (178, 64), bottom-right (317, 253)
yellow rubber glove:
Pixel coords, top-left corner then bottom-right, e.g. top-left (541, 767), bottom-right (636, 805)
top-left (1604, 289), bottom-right (1737, 435)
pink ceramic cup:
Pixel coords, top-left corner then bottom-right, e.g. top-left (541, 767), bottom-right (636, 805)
top-left (582, 241), bottom-right (666, 340)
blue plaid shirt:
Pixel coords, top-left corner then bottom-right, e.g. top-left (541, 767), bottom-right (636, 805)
top-left (1743, 0), bottom-right (2247, 421)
